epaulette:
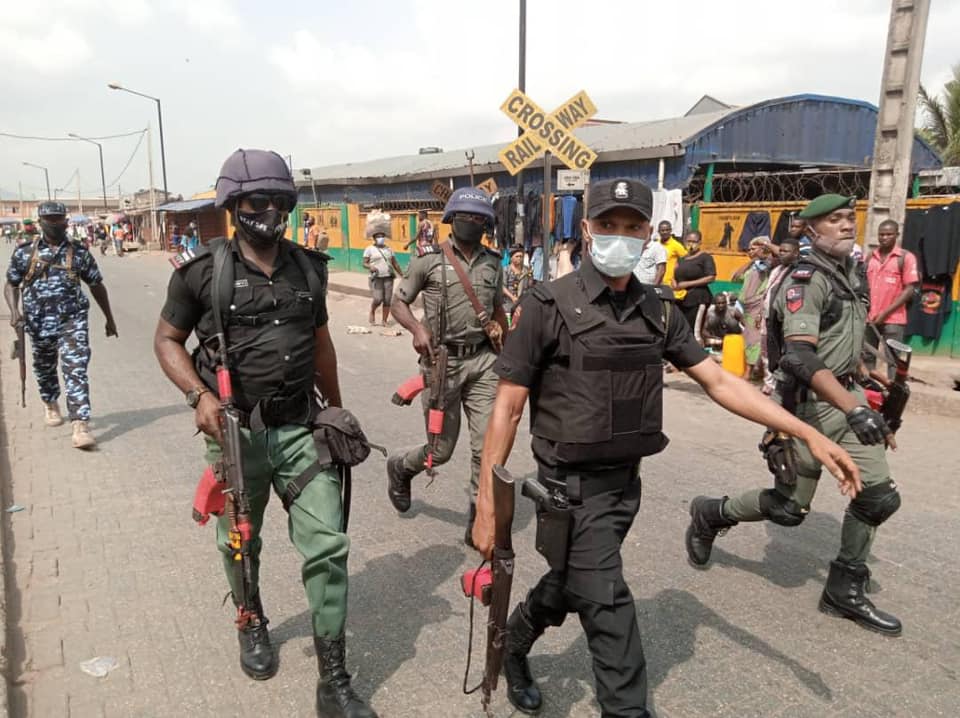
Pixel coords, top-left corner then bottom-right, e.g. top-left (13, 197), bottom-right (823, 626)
top-left (484, 246), bottom-right (502, 259)
top-left (168, 244), bottom-right (210, 270)
top-left (416, 244), bottom-right (439, 257)
top-left (530, 282), bottom-right (554, 303)
top-left (653, 284), bottom-right (676, 301)
top-left (791, 264), bottom-right (817, 281)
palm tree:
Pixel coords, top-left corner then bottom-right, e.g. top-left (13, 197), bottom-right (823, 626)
top-left (918, 64), bottom-right (960, 166)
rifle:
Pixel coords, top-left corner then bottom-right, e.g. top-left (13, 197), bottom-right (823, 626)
top-left (880, 338), bottom-right (911, 433)
top-left (11, 300), bottom-right (26, 407)
top-left (462, 464), bottom-right (517, 715)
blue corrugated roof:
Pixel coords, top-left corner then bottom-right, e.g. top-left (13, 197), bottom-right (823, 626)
top-left (157, 198), bottom-right (215, 212)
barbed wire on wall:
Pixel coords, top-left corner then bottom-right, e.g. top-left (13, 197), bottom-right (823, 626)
top-left (687, 169), bottom-right (872, 204)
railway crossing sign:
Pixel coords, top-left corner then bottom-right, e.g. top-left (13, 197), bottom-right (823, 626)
top-left (498, 89), bottom-right (598, 176)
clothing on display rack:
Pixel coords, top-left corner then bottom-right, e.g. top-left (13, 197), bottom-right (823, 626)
top-left (737, 211), bottom-right (771, 251)
top-left (650, 189), bottom-right (683, 235)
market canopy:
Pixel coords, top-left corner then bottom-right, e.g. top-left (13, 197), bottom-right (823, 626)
top-left (157, 198), bottom-right (215, 212)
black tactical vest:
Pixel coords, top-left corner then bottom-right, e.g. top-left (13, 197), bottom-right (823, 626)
top-left (530, 276), bottom-right (670, 467)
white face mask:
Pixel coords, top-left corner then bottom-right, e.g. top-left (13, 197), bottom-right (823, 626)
top-left (588, 231), bottom-right (646, 277)
top-left (374, 235), bottom-right (386, 246)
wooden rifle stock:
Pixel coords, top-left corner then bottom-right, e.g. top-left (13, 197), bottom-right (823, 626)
top-left (481, 464), bottom-right (517, 714)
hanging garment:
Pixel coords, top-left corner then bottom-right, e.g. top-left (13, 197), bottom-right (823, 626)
top-left (906, 276), bottom-right (953, 341)
top-left (771, 211), bottom-right (793, 245)
top-left (738, 211), bottom-right (772, 251)
top-left (650, 189), bottom-right (683, 235)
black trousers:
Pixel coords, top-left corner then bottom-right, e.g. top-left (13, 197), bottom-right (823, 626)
top-left (522, 478), bottom-right (650, 717)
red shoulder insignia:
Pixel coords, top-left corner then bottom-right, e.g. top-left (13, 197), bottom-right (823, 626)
top-left (791, 266), bottom-right (815, 281)
top-left (786, 285), bottom-right (804, 313)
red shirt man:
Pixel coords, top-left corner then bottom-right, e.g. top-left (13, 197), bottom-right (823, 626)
top-left (865, 219), bottom-right (919, 375)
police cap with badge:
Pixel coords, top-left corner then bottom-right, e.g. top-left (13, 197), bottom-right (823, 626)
top-left (586, 179), bottom-right (653, 220)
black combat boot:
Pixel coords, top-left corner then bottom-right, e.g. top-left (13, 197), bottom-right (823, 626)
top-left (386, 455), bottom-right (414, 513)
top-left (315, 635), bottom-right (379, 718)
top-left (685, 496), bottom-right (738, 567)
top-left (819, 560), bottom-right (902, 636)
top-left (503, 603), bottom-right (545, 714)
top-left (464, 502), bottom-right (476, 548)
top-left (237, 595), bottom-right (278, 680)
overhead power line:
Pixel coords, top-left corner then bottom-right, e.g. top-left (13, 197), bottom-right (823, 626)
top-left (0, 129), bottom-right (148, 142)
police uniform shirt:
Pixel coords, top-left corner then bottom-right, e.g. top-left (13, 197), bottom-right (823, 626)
top-left (6, 238), bottom-right (103, 317)
top-left (161, 238), bottom-right (329, 411)
top-left (773, 250), bottom-right (866, 379)
top-left (396, 242), bottom-right (503, 345)
top-left (496, 255), bottom-right (707, 468)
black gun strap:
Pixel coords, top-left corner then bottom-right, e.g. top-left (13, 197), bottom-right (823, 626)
top-left (279, 462), bottom-right (351, 532)
top-left (211, 238), bottom-right (234, 343)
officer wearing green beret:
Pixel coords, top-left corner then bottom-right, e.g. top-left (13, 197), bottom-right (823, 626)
top-left (685, 193), bottom-right (904, 636)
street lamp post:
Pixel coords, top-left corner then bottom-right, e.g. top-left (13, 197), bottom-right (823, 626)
top-left (22, 161), bottom-right (51, 200)
top-left (69, 134), bottom-right (109, 211)
top-left (108, 83), bottom-right (168, 199)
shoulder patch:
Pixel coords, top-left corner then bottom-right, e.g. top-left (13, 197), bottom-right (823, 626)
top-left (485, 246), bottom-right (502, 259)
top-left (416, 244), bottom-right (439, 257)
top-left (791, 265), bottom-right (816, 281)
top-left (785, 285), bottom-right (805, 313)
top-left (169, 247), bottom-right (200, 270)
top-left (653, 284), bottom-right (676, 301)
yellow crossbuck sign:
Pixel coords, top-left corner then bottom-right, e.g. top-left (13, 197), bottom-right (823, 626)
top-left (498, 89), bottom-right (598, 175)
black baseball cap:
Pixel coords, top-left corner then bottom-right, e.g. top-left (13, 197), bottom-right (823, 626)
top-left (586, 179), bottom-right (653, 221)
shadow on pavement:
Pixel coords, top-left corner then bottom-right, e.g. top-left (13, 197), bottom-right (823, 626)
top-left (271, 543), bottom-right (463, 695)
top-left (529, 588), bottom-right (832, 717)
top-left (709, 511), bottom-right (848, 589)
top-left (94, 402), bottom-right (191, 444)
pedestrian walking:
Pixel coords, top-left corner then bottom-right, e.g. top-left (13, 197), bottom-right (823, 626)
top-left (471, 179), bottom-right (859, 718)
top-left (361, 213), bottom-right (402, 326)
top-left (153, 148), bottom-right (378, 718)
top-left (865, 219), bottom-right (919, 380)
top-left (4, 201), bottom-right (118, 449)
top-left (386, 188), bottom-right (506, 544)
top-left (686, 194), bottom-right (903, 637)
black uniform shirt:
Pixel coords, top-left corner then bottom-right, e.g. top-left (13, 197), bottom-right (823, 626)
top-left (495, 256), bottom-right (708, 468)
top-left (161, 238), bottom-right (329, 411)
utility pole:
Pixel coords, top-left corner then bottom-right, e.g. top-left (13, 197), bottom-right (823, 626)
top-left (77, 171), bottom-right (83, 215)
top-left (515, 0), bottom-right (527, 245)
top-left (146, 124), bottom-right (158, 249)
top-left (18, 181), bottom-right (23, 218)
top-left (865, 0), bottom-right (930, 247)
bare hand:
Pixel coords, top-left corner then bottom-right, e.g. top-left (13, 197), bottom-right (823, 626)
top-left (9, 311), bottom-right (22, 329)
top-left (195, 392), bottom-right (223, 444)
top-left (471, 493), bottom-right (495, 560)
top-left (105, 319), bottom-right (118, 337)
top-left (412, 325), bottom-right (434, 359)
top-left (805, 432), bottom-right (862, 497)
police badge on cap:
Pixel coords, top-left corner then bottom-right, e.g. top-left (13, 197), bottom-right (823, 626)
top-left (587, 178), bottom-right (653, 220)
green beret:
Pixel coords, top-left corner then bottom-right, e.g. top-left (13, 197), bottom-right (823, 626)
top-left (798, 194), bottom-right (856, 219)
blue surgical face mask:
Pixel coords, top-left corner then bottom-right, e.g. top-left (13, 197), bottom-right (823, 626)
top-left (588, 231), bottom-right (646, 277)
top-left (754, 259), bottom-right (770, 272)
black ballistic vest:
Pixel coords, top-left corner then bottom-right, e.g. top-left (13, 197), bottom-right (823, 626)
top-left (531, 276), bottom-right (670, 467)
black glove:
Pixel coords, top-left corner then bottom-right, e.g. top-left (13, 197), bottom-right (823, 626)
top-left (845, 406), bottom-right (891, 446)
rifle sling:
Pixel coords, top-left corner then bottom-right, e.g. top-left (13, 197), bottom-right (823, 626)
top-left (441, 241), bottom-right (489, 324)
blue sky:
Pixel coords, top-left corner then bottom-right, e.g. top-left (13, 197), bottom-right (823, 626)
top-left (2, 0), bottom-right (957, 200)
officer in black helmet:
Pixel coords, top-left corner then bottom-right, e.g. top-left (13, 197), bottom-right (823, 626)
top-left (472, 179), bottom-right (861, 717)
top-left (5, 200), bottom-right (117, 448)
top-left (154, 149), bottom-right (377, 718)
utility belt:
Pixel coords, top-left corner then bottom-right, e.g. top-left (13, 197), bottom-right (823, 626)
top-left (445, 340), bottom-right (488, 359)
top-left (537, 463), bottom-right (640, 502)
top-left (235, 391), bottom-right (315, 431)
top-left (777, 373), bottom-right (857, 407)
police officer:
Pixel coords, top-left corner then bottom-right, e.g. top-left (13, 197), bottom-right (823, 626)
top-left (153, 149), bottom-right (377, 718)
top-left (685, 194), bottom-right (903, 636)
top-left (5, 201), bottom-right (117, 449)
top-left (386, 188), bottom-right (507, 543)
top-left (472, 179), bottom-right (860, 717)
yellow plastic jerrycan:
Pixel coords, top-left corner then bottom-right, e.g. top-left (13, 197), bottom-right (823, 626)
top-left (721, 333), bottom-right (746, 376)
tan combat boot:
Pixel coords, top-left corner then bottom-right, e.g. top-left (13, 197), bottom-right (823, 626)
top-left (71, 420), bottom-right (96, 450)
top-left (44, 402), bottom-right (64, 427)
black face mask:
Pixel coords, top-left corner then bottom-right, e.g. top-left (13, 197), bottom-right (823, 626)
top-left (40, 220), bottom-right (68, 243)
top-left (236, 208), bottom-right (287, 247)
top-left (453, 218), bottom-right (485, 244)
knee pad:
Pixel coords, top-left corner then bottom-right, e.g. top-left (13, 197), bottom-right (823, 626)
top-left (759, 488), bottom-right (809, 527)
top-left (847, 480), bottom-right (901, 527)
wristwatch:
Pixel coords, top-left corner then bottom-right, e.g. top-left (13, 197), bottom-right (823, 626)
top-left (185, 386), bottom-right (210, 409)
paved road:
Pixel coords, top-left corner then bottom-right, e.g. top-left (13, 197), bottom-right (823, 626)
top-left (1, 252), bottom-right (958, 717)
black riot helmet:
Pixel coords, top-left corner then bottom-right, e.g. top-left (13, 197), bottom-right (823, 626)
top-left (214, 149), bottom-right (298, 210)
top-left (37, 201), bottom-right (68, 218)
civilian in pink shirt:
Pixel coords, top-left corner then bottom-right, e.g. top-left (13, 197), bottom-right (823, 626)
top-left (865, 219), bottom-right (920, 378)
